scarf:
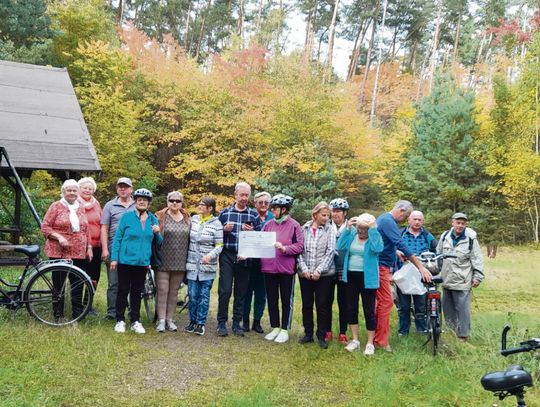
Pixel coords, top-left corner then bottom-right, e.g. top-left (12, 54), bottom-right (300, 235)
top-left (60, 198), bottom-right (80, 232)
top-left (275, 214), bottom-right (289, 224)
top-left (78, 196), bottom-right (98, 209)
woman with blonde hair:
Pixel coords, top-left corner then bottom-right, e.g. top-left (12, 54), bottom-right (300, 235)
top-left (297, 201), bottom-right (336, 349)
top-left (154, 191), bottom-right (191, 332)
top-left (77, 177), bottom-right (102, 314)
top-left (336, 213), bottom-right (383, 355)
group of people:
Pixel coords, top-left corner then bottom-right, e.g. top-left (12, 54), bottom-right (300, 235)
top-left (41, 178), bottom-right (484, 354)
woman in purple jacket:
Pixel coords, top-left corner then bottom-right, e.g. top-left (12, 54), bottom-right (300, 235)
top-left (261, 194), bottom-right (304, 344)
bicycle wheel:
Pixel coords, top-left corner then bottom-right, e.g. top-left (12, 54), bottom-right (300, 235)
top-left (429, 315), bottom-right (440, 356)
top-left (142, 268), bottom-right (156, 322)
top-left (24, 264), bottom-right (93, 326)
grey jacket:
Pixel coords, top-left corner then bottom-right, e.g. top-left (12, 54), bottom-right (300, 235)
top-left (186, 215), bottom-right (224, 281)
top-left (298, 220), bottom-right (336, 278)
top-left (437, 227), bottom-right (484, 291)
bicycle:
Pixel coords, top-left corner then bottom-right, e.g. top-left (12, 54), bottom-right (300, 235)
top-left (0, 245), bottom-right (94, 326)
top-left (417, 252), bottom-right (456, 356)
top-left (481, 325), bottom-right (539, 406)
top-left (141, 267), bottom-right (156, 322)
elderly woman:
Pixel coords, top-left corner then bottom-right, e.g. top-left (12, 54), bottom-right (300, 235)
top-left (261, 194), bottom-right (303, 344)
top-left (41, 179), bottom-right (92, 318)
top-left (185, 196), bottom-right (223, 336)
top-left (297, 201), bottom-right (336, 349)
top-left (337, 213), bottom-right (383, 355)
top-left (77, 177), bottom-right (102, 312)
top-left (111, 188), bottom-right (161, 334)
top-left (154, 191), bottom-right (191, 332)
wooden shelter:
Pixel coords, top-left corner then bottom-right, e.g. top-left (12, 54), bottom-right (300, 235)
top-left (0, 60), bottom-right (101, 247)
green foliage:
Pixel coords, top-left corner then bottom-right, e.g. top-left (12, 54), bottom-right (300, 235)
top-left (49, 0), bottom-right (117, 68)
top-left (256, 141), bottom-right (337, 223)
top-left (385, 74), bottom-right (497, 236)
top-left (0, 0), bottom-right (52, 47)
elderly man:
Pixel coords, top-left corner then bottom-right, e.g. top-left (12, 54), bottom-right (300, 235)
top-left (243, 191), bottom-right (273, 334)
top-left (396, 210), bottom-right (437, 336)
top-left (437, 212), bottom-right (484, 341)
top-left (217, 182), bottom-right (262, 337)
top-left (376, 200), bottom-right (432, 351)
top-left (100, 177), bottom-right (135, 319)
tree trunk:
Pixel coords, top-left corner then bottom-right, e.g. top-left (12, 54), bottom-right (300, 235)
top-left (237, 0), bottom-right (245, 46)
top-left (256, 0), bottom-right (264, 32)
top-left (369, 0), bottom-right (388, 126)
top-left (325, 0), bottom-right (340, 81)
top-left (428, 0), bottom-right (443, 91)
top-left (357, 14), bottom-right (378, 110)
top-left (452, 14), bottom-right (462, 66)
top-left (116, 0), bottom-right (124, 24)
top-left (304, 1), bottom-right (319, 65)
top-left (184, 2), bottom-right (192, 50)
top-left (487, 244), bottom-right (498, 258)
top-left (195, 0), bottom-right (212, 60)
top-left (346, 21), bottom-right (365, 81)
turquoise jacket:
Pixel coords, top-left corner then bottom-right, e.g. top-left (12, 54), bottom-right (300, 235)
top-left (111, 210), bottom-right (163, 267)
top-left (336, 227), bottom-right (384, 288)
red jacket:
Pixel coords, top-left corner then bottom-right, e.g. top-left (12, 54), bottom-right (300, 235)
top-left (78, 197), bottom-right (102, 247)
top-left (41, 201), bottom-right (90, 260)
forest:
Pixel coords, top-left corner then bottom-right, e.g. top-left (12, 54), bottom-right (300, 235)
top-left (1, 0), bottom-right (539, 244)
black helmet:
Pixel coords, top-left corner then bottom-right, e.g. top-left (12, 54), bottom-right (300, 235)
top-left (269, 194), bottom-right (294, 209)
top-left (133, 188), bottom-right (153, 201)
top-left (329, 198), bottom-right (349, 210)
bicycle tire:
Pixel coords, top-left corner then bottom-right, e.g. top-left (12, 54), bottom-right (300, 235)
top-left (430, 315), bottom-right (440, 356)
top-left (24, 264), bottom-right (93, 326)
top-left (142, 268), bottom-right (156, 322)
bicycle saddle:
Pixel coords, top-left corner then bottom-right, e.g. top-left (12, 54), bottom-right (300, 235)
top-left (14, 245), bottom-right (40, 258)
top-left (431, 275), bottom-right (443, 284)
top-left (481, 365), bottom-right (533, 392)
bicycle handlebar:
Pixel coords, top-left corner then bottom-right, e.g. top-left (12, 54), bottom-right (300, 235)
top-left (500, 324), bottom-right (540, 356)
top-left (417, 252), bottom-right (457, 263)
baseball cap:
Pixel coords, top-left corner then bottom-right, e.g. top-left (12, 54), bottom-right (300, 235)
top-left (116, 177), bottom-right (133, 187)
top-left (452, 212), bottom-right (468, 220)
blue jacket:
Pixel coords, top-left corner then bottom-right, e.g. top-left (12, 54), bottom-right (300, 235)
top-left (111, 210), bottom-right (163, 267)
top-left (377, 212), bottom-right (413, 267)
top-left (336, 227), bottom-right (384, 288)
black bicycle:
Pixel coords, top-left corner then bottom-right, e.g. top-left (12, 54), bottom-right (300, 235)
top-left (481, 325), bottom-right (539, 406)
top-left (0, 245), bottom-right (94, 326)
top-left (417, 252), bottom-right (455, 355)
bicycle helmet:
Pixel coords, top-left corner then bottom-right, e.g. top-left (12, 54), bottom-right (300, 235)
top-left (329, 198), bottom-right (349, 210)
top-left (133, 188), bottom-right (153, 201)
top-left (269, 194), bottom-right (294, 209)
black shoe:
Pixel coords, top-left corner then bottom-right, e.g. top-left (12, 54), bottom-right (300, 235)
top-left (232, 323), bottom-right (245, 337)
top-left (184, 321), bottom-right (196, 333)
top-left (298, 335), bottom-right (314, 344)
top-left (217, 322), bottom-right (228, 337)
top-left (252, 319), bottom-right (264, 334)
top-left (317, 337), bottom-right (329, 349)
top-left (194, 324), bottom-right (205, 336)
top-left (242, 318), bottom-right (250, 332)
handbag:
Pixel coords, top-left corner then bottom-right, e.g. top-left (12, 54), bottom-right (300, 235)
top-left (392, 262), bottom-right (427, 295)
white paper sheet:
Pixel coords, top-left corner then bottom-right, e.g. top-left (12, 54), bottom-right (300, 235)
top-left (238, 231), bottom-right (276, 258)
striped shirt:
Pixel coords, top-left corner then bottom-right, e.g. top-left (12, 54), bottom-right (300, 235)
top-left (218, 204), bottom-right (262, 252)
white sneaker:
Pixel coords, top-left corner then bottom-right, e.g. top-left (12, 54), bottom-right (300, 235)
top-left (156, 319), bottom-right (166, 332)
top-left (166, 320), bottom-right (178, 332)
top-left (114, 321), bottom-right (126, 333)
top-left (345, 339), bottom-right (360, 352)
top-left (130, 321), bottom-right (146, 334)
top-left (274, 329), bottom-right (289, 343)
top-left (264, 327), bottom-right (281, 341)
top-left (364, 343), bottom-right (375, 355)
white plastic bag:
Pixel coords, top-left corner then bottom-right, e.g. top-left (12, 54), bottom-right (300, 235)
top-left (392, 262), bottom-right (427, 295)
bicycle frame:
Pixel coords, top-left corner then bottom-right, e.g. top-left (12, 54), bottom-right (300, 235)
top-left (0, 256), bottom-right (40, 308)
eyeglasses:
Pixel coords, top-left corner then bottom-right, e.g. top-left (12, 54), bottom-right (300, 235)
top-left (256, 201), bottom-right (269, 205)
top-left (168, 199), bottom-right (182, 203)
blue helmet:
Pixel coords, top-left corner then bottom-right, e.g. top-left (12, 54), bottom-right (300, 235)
top-left (269, 194), bottom-right (294, 209)
top-left (329, 198), bottom-right (349, 210)
top-left (133, 188), bottom-right (153, 201)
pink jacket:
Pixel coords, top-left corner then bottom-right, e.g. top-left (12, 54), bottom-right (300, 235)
top-left (260, 216), bottom-right (304, 275)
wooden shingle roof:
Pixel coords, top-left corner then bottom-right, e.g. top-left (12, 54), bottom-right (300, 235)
top-left (0, 60), bottom-right (100, 173)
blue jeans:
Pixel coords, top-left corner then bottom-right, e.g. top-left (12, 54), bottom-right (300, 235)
top-left (397, 286), bottom-right (426, 334)
top-left (188, 278), bottom-right (214, 325)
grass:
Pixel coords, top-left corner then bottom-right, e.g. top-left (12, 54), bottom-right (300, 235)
top-left (0, 246), bottom-right (539, 406)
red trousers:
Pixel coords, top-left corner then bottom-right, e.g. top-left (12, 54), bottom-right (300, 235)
top-left (374, 265), bottom-right (393, 347)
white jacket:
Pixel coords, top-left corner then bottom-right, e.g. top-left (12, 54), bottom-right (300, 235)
top-left (437, 227), bottom-right (484, 291)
